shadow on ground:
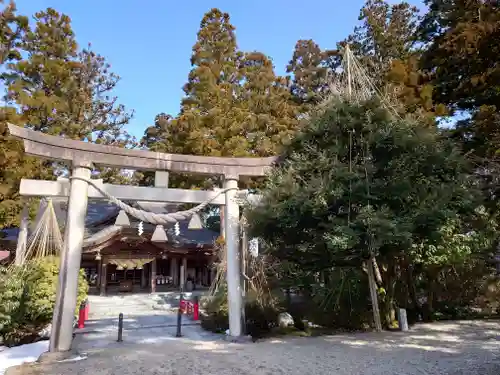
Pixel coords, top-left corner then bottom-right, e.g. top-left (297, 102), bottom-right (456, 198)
top-left (7, 320), bottom-right (500, 375)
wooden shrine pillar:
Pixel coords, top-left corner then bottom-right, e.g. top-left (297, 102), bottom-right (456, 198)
top-left (170, 257), bottom-right (178, 286)
top-left (182, 257), bottom-right (187, 288)
top-left (141, 263), bottom-right (147, 289)
top-left (96, 258), bottom-right (102, 288)
top-left (150, 258), bottom-right (157, 293)
top-left (100, 262), bottom-right (107, 296)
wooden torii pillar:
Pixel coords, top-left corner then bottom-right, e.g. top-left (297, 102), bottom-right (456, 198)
top-left (8, 123), bottom-right (273, 353)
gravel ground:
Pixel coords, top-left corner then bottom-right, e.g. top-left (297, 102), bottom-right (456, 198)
top-left (7, 320), bottom-right (500, 375)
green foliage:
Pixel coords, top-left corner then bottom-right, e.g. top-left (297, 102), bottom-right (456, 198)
top-left (0, 256), bottom-right (88, 346)
top-left (419, 0), bottom-right (500, 113)
top-left (24, 256), bottom-right (89, 322)
top-left (0, 0), bottom-right (28, 64)
top-left (247, 99), bottom-right (482, 328)
top-left (141, 8), bottom-right (298, 189)
top-left (248, 100), bottom-right (475, 269)
top-left (286, 268), bottom-right (374, 330)
top-left (3, 8), bottom-right (134, 143)
top-left (337, 0), bottom-right (444, 124)
top-left (419, 0), bottom-right (500, 159)
top-left (436, 260), bottom-right (499, 315)
top-left (0, 265), bottom-right (25, 339)
top-left (286, 39), bottom-right (334, 109)
top-left (0, 5), bottom-right (134, 229)
top-left (201, 281), bottom-right (282, 339)
top-left (336, 0), bottom-right (419, 84)
top-left (201, 282), bottom-right (229, 333)
top-left (0, 109), bottom-right (48, 229)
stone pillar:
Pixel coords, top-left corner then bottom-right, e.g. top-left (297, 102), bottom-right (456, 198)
top-left (150, 258), bottom-right (157, 293)
top-left (220, 206), bottom-right (225, 239)
top-left (155, 171), bottom-right (169, 188)
top-left (170, 257), bottom-right (178, 286)
top-left (224, 178), bottom-right (242, 337)
top-left (49, 163), bottom-right (91, 353)
top-left (100, 262), bottom-right (107, 296)
top-left (15, 201), bottom-right (29, 265)
top-left (182, 257), bottom-right (187, 287)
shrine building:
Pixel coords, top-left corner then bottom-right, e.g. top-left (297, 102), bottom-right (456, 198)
top-left (0, 199), bottom-right (219, 295)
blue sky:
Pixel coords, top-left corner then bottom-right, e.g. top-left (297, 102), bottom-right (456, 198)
top-left (16, 0), bottom-right (423, 140)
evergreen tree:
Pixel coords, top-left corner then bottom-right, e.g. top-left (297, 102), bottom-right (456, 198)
top-left (247, 100), bottom-right (479, 323)
top-left (340, 0), bottom-right (418, 81)
top-left (0, 2), bottom-right (39, 229)
top-left (239, 51), bottom-right (298, 156)
top-left (3, 9), bottom-right (133, 143)
top-left (334, 0), bottom-right (444, 124)
top-left (419, 0), bottom-right (500, 157)
top-left (0, 0), bottom-right (28, 64)
top-left (1, 7), bottom-right (134, 227)
top-left (0, 108), bottom-right (43, 229)
top-left (418, 1), bottom-right (500, 250)
top-left (419, 0), bottom-right (500, 112)
top-left (142, 8), bottom-right (299, 189)
top-left (160, 8), bottom-right (244, 157)
top-left (286, 39), bottom-right (333, 109)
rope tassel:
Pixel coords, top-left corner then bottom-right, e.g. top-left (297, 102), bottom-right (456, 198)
top-left (115, 210), bottom-right (131, 226)
top-left (188, 213), bottom-right (203, 229)
top-left (151, 225), bottom-right (168, 242)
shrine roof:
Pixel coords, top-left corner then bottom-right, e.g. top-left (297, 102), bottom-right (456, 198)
top-left (0, 199), bottom-right (220, 249)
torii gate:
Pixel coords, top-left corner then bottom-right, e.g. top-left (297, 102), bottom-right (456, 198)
top-left (8, 123), bottom-right (272, 353)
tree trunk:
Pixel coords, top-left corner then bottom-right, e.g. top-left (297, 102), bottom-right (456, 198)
top-left (406, 259), bottom-right (422, 323)
top-left (382, 261), bottom-right (397, 328)
top-left (424, 268), bottom-right (438, 322)
top-left (367, 259), bottom-right (383, 332)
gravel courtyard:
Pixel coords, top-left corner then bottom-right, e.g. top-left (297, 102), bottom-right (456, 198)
top-left (8, 319), bottom-right (500, 375)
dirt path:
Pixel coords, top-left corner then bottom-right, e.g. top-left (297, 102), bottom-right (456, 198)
top-left (8, 320), bottom-right (500, 375)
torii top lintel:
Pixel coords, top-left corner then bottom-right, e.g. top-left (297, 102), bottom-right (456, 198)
top-left (8, 124), bottom-right (277, 178)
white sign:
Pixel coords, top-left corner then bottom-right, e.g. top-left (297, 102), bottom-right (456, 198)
top-left (249, 238), bottom-right (259, 257)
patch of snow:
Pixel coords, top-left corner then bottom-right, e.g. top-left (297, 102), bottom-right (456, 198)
top-left (137, 336), bottom-right (177, 344)
top-left (0, 340), bottom-right (48, 375)
top-left (58, 354), bottom-right (88, 363)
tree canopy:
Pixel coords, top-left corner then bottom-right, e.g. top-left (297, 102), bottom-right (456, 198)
top-left (0, 5), bottom-right (134, 228)
top-left (247, 100), bottom-right (478, 269)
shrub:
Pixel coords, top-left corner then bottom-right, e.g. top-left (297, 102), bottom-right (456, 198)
top-left (244, 301), bottom-right (280, 339)
top-left (201, 283), bottom-right (229, 333)
top-left (0, 256), bottom-right (89, 346)
top-left (24, 256), bottom-right (89, 322)
top-left (0, 266), bottom-right (26, 342)
top-left (200, 282), bottom-right (281, 338)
